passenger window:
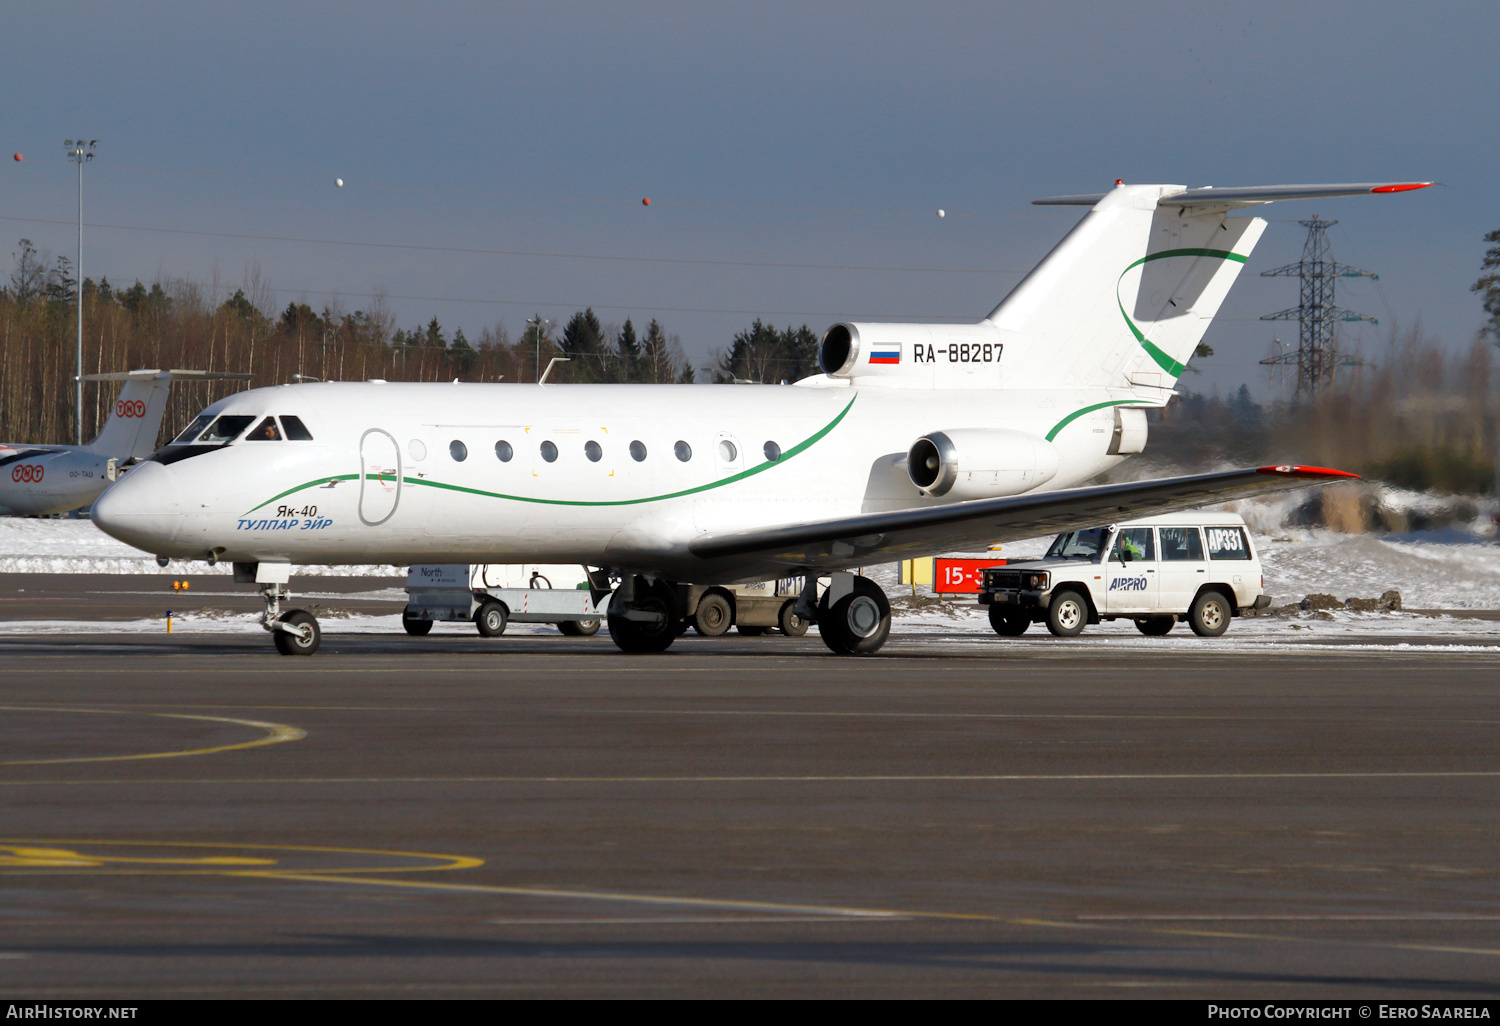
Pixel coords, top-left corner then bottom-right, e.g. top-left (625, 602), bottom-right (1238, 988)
top-left (674, 440), bottom-right (692, 462)
top-left (1110, 527), bottom-right (1156, 561)
top-left (629, 440), bottom-right (647, 462)
top-left (280, 416), bottom-right (314, 440)
top-left (246, 417), bottom-right (282, 441)
top-left (171, 414), bottom-right (213, 445)
top-left (763, 440), bottom-right (782, 462)
top-left (1159, 527), bottom-right (1205, 561)
top-left (197, 415), bottom-right (255, 444)
top-left (449, 440), bottom-right (468, 462)
top-left (1206, 527), bottom-right (1252, 560)
top-left (584, 440), bottom-right (602, 463)
top-left (540, 441), bottom-right (558, 463)
top-left (495, 440), bottom-right (513, 462)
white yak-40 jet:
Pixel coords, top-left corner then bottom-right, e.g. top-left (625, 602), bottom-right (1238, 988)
top-left (92, 181), bottom-right (1431, 655)
top-left (0, 369), bottom-right (250, 516)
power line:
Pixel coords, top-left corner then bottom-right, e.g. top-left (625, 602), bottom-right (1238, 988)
top-left (0, 213), bottom-right (1022, 276)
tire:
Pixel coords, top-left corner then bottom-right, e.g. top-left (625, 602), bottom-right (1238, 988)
top-left (1044, 589), bottom-right (1088, 637)
top-left (988, 604), bottom-right (1030, 637)
top-left (777, 600), bottom-right (809, 637)
top-left (1135, 615), bottom-right (1174, 636)
top-left (272, 609), bottom-right (321, 656)
top-left (558, 618), bottom-right (600, 637)
top-left (692, 591), bottom-right (733, 637)
top-left (737, 625), bottom-right (768, 636)
top-left (817, 577), bottom-right (892, 655)
top-left (401, 611), bottom-right (433, 636)
top-left (607, 581), bottom-right (679, 653)
top-left (1189, 591), bottom-right (1231, 637)
top-left (475, 600), bottom-right (508, 638)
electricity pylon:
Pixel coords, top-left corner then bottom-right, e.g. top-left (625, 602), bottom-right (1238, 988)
top-left (1259, 216), bottom-right (1378, 398)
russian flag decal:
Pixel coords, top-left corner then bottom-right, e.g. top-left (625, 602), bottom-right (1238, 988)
top-left (868, 348), bottom-right (900, 365)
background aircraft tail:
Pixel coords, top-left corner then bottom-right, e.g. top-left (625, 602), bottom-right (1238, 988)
top-left (987, 181), bottom-right (1431, 397)
top-left (83, 369), bottom-right (253, 461)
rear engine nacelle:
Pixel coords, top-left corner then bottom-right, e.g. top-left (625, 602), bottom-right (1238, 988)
top-left (906, 429), bottom-right (1060, 499)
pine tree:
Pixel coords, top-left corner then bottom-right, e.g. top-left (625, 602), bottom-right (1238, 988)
top-left (423, 316), bottom-right (446, 348)
top-left (641, 318), bottom-right (672, 383)
top-left (1472, 228), bottom-right (1500, 343)
top-left (616, 318), bottom-right (640, 380)
top-left (9, 239), bottom-right (47, 305)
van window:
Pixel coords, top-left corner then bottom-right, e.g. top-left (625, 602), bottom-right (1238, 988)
top-left (1046, 528), bottom-right (1110, 562)
top-left (197, 415), bottom-right (255, 444)
top-left (246, 417), bottom-right (281, 441)
top-left (1159, 527), bottom-right (1205, 561)
top-left (280, 416), bottom-right (314, 440)
top-left (1110, 527), bottom-right (1156, 561)
top-left (1206, 526), bottom-right (1252, 560)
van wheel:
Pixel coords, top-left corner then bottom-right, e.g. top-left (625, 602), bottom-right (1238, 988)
top-left (777, 600), bottom-right (809, 637)
top-left (692, 591), bottom-right (733, 636)
top-left (1045, 590), bottom-right (1087, 637)
top-left (475, 600), bottom-right (508, 637)
top-left (1135, 615), bottom-right (1174, 636)
top-left (1189, 591), bottom-right (1231, 637)
top-left (988, 604), bottom-right (1030, 636)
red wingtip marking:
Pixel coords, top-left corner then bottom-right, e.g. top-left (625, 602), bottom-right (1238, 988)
top-left (1257, 465), bottom-right (1360, 479)
top-left (1370, 182), bottom-right (1433, 194)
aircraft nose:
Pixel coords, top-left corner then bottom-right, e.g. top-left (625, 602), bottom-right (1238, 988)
top-left (91, 460), bottom-right (183, 554)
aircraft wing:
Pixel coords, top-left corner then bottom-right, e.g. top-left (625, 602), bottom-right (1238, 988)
top-left (689, 465), bottom-right (1353, 570)
top-left (1033, 182), bottom-right (1434, 208)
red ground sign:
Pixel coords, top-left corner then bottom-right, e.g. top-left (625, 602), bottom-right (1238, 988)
top-left (934, 557), bottom-right (1006, 594)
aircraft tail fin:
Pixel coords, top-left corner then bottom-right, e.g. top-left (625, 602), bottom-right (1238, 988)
top-left (988, 181), bottom-right (1432, 395)
top-left (83, 369), bottom-right (252, 460)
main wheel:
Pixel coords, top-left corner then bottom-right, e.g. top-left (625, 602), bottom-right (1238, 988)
top-left (607, 581), bottom-right (679, 653)
top-left (401, 611), bottom-right (433, 636)
top-left (1135, 615), bottom-right (1175, 636)
top-left (558, 618), bottom-right (601, 637)
top-left (692, 591), bottom-right (733, 636)
top-left (1044, 589), bottom-right (1088, 637)
top-left (273, 609), bottom-right (321, 656)
top-left (1188, 591), bottom-right (1231, 637)
top-left (817, 577), bottom-right (892, 655)
top-left (475, 600), bottom-right (508, 637)
top-left (988, 604), bottom-right (1030, 636)
top-left (777, 599), bottom-right (809, 637)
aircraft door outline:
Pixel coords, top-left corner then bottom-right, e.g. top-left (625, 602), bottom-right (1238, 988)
top-left (358, 428), bottom-right (402, 526)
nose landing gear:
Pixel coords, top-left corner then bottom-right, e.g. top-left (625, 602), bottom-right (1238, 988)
top-left (253, 576), bottom-right (322, 656)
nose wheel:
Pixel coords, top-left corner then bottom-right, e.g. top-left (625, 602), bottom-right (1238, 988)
top-left (259, 581), bottom-right (322, 656)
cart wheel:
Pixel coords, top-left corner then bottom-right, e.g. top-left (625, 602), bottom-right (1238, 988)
top-left (693, 591), bottom-right (733, 636)
top-left (475, 600), bottom-right (508, 637)
top-left (402, 611), bottom-right (433, 636)
top-left (558, 619), bottom-right (601, 637)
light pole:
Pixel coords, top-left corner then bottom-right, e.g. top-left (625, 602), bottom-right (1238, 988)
top-left (526, 315), bottom-right (551, 383)
top-left (65, 139), bottom-right (97, 445)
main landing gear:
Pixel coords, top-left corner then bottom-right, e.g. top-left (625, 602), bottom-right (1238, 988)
top-left (605, 571), bottom-right (893, 656)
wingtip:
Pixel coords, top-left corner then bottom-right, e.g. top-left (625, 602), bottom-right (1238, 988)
top-left (1256, 465), bottom-right (1360, 480)
top-left (1370, 182), bottom-right (1436, 194)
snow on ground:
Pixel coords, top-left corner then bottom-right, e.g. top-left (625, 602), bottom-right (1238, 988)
top-left (0, 517), bottom-right (398, 576)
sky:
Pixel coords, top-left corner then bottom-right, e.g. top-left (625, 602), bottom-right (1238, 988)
top-left (1, 0), bottom-right (1495, 397)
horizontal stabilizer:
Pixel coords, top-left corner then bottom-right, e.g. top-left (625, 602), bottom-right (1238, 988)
top-left (690, 465), bottom-right (1355, 571)
top-left (1034, 181), bottom-right (1435, 209)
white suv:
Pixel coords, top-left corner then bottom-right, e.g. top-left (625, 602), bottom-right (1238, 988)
top-left (977, 512), bottom-right (1269, 638)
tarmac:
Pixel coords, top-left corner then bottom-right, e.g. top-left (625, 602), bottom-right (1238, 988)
top-left (1, 573), bottom-right (1498, 997)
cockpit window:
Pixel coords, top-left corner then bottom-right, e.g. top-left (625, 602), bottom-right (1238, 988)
top-left (279, 416), bottom-right (313, 440)
top-left (196, 415), bottom-right (256, 444)
top-left (171, 414), bottom-right (214, 445)
top-left (246, 417), bottom-right (282, 441)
